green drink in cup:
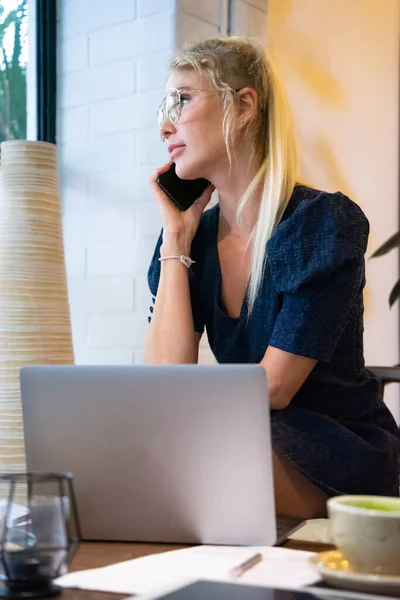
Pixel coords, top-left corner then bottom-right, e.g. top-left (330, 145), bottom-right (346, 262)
top-left (328, 495), bottom-right (400, 576)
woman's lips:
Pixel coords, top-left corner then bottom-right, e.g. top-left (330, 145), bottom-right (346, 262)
top-left (169, 145), bottom-right (185, 160)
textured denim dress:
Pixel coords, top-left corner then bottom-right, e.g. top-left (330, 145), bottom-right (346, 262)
top-left (148, 185), bottom-right (400, 497)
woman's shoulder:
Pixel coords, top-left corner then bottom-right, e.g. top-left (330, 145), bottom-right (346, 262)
top-left (282, 184), bottom-right (369, 232)
top-left (265, 185), bottom-right (371, 295)
top-left (272, 184), bottom-right (369, 246)
top-left (267, 184), bottom-right (370, 271)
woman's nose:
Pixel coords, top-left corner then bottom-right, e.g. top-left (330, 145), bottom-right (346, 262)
top-left (160, 118), bottom-right (176, 141)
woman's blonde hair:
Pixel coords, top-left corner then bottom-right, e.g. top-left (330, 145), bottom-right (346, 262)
top-left (171, 36), bottom-right (298, 313)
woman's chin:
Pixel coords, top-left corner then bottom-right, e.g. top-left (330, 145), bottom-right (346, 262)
top-left (174, 160), bottom-right (204, 181)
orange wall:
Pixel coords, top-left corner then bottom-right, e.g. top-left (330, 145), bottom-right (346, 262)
top-left (267, 0), bottom-right (400, 420)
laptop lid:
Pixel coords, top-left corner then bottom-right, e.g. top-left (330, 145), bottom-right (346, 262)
top-left (20, 364), bottom-right (276, 546)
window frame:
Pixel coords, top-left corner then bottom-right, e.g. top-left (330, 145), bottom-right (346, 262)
top-left (35, 0), bottom-right (56, 143)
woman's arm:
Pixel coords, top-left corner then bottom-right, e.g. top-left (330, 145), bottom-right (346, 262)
top-left (145, 234), bottom-right (202, 364)
top-left (260, 346), bottom-right (317, 410)
top-left (145, 163), bottom-right (213, 364)
top-left (262, 192), bottom-right (369, 410)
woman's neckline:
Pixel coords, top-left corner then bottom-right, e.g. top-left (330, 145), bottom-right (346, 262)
top-left (213, 204), bottom-right (250, 322)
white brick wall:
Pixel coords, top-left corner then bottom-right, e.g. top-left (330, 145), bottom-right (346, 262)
top-left (176, 0), bottom-right (226, 48)
top-left (231, 0), bottom-right (267, 40)
top-left (60, 35), bottom-right (89, 73)
top-left (86, 240), bottom-right (135, 277)
top-left (59, 0), bottom-right (136, 37)
top-left (59, 106), bottom-right (89, 143)
top-left (88, 13), bottom-right (173, 67)
top-left (58, 0), bottom-right (267, 366)
top-left (179, 0), bottom-right (221, 25)
top-left (137, 51), bottom-right (172, 91)
top-left (62, 133), bottom-right (136, 171)
top-left (90, 91), bottom-right (160, 136)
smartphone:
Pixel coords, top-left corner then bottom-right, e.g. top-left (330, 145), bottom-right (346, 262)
top-left (156, 163), bottom-right (210, 211)
top-left (144, 580), bottom-right (361, 600)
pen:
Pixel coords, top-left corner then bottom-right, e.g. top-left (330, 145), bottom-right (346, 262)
top-left (229, 552), bottom-right (263, 579)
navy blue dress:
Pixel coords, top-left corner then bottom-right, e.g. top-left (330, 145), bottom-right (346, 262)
top-left (148, 185), bottom-right (400, 497)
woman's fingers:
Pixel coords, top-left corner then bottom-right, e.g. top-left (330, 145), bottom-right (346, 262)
top-left (149, 162), bottom-right (178, 210)
top-left (149, 166), bottom-right (217, 243)
top-left (195, 184), bottom-right (215, 211)
top-left (150, 165), bottom-right (216, 231)
top-left (150, 161), bottom-right (173, 185)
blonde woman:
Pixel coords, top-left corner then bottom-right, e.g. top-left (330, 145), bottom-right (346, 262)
top-left (146, 36), bottom-right (400, 518)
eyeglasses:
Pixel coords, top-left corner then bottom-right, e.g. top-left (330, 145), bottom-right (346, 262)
top-left (157, 87), bottom-right (218, 130)
top-left (157, 86), bottom-right (242, 140)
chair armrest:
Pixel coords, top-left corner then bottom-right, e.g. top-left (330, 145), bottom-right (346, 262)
top-left (367, 366), bottom-right (400, 385)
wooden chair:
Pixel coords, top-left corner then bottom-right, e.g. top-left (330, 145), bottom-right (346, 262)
top-left (368, 366), bottom-right (400, 397)
top-left (368, 366), bottom-right (400, 488)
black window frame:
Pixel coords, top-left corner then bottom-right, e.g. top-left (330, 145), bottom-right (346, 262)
top-left (36, 0), bottom-right (56, 143)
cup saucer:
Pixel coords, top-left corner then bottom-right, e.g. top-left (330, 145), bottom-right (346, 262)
top-left (309, 550), bottom-right (400, 596)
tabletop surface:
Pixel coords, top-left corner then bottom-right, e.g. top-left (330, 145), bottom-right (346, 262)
top-left (58, 538), bottom-right (335, 600)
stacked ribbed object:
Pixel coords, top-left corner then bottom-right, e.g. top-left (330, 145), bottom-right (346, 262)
top-left (0, 140), bottom-right (74, 473)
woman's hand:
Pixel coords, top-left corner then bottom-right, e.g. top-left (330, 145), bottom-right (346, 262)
top-left (150, 161), bottom-right (215, 252)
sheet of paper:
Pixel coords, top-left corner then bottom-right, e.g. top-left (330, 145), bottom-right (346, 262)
top-left (0, 501), bottom-right (29, 523)
top-left (239, 547), bottom-right (320, 589)
top-left (56, 545), bottom-right (320, 596)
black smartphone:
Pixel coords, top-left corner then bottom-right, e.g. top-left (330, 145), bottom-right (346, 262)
top-left (147, 581), bottom-right (342, 600)
top-left (156, 163), bottom-right (210, 211)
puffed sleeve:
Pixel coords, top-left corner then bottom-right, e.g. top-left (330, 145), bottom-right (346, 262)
top-left (267, 191), bottom-right (369, 361)
top-left (147, 230), bottom-right (205, 334)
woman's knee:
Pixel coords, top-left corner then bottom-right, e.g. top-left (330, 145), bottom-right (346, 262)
top-left (272, 449), bottom-right (328, 519)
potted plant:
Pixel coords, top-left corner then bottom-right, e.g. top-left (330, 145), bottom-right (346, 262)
top-left (371, 231), bottom-right (400, 306)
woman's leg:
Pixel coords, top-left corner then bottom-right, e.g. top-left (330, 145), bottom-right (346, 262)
top-left (272, 449), bottom-right (328, 518)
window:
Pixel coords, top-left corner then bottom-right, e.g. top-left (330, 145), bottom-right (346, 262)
top-left (0, 0), bottom-right (56, 144)
top-left (35, 0), bottom-right (56, 143)
top-left (0, 0), bottom-right (28, 141)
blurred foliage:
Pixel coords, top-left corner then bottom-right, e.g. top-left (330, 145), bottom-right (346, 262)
top-left (371, 231), bottom-right (400, 307)
top-left (0, 0), bottom-right (27, 142)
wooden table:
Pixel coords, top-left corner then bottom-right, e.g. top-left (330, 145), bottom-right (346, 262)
top-left (61, 539), bottom-right (335, 600)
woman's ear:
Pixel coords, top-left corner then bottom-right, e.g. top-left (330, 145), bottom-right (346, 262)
top-left (237, 87), bottom-right (258, 128)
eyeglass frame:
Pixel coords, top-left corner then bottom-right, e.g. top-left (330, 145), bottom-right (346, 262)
top-left (157, 87), bottom-right (220, 139)
top-left (157, 86), bottom-right (241, 139)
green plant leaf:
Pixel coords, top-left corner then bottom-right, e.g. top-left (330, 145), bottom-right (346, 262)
top-left (371, 231), bottom-right (400, 258)
top-left (389, 279), bottom-right (400, 307)
top-left (0, 0), bottom-right (27, 141)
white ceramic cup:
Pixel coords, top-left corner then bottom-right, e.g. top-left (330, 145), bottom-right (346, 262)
top-left (327, 495), bottom-right (400, 575)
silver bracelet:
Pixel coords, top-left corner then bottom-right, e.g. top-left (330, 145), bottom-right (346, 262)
top-left (158, 255), bottom-right (195, 268)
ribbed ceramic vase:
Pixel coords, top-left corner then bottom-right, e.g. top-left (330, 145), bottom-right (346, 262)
top-left (0, 140), bottom-right (74, 473)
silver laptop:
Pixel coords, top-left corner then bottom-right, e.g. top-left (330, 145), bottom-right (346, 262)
top-left (20, 364), bottom-right (300, 546)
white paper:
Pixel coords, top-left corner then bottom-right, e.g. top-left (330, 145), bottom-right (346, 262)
top-left (239, 547), bottom-right (320, 589)
top-left (0, 501), bottom-right (29, 523)
top-left (56, 545), bottom-right (320, 596)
